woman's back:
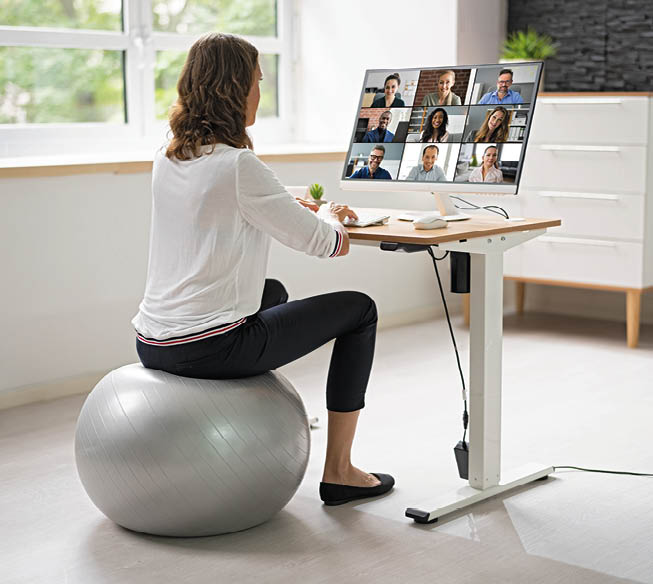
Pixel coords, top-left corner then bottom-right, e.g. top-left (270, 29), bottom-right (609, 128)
top-left (133, 144), bottom-right (336, 341)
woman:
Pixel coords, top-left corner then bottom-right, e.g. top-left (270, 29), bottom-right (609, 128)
top-left (370, 73), bottom-right (405, 108)
top-left (466, 106), bottom-right (510, 142)
top-left (132, 33), bottom-right (394, 506)
top-left (469, 145), bottom-right (503, 183)
top-left (421, 70), bottom-right (461, 106)
top-left (421, 107), bottom-right (449, 142)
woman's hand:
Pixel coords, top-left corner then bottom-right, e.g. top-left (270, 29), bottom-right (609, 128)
top-left (295, 197), bottom-right (319, 212)
top-left (330, 204), bottom-right (358, 223)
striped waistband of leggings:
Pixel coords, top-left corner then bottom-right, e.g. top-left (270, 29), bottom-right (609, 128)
top-left (136, 318), bottom-right (247, 347)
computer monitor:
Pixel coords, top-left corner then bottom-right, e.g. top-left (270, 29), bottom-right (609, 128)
top-left (339, 62), bottom-right (543, 219)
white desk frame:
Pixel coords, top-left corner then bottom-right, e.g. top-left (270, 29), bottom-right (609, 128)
top-left (390, 228), bottom-right (554, 523)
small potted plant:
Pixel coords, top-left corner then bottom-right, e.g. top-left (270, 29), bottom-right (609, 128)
top-left (308, 183), bottom-right (326, 206)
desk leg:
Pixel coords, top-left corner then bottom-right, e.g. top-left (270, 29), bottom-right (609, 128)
top-left (405, 250), bottom-right (552, 525)
top-left (469, 251), bottom-right (503, 488)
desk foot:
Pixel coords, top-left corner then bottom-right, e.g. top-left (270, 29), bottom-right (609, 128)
top-left (405, 464), bottom-right (553, 524)
top-left (405, 508), bottom-right (439, 524)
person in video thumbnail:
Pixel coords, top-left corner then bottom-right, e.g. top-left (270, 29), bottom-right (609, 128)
top-left (362, 110), bottom-right (394, 142)
top-left (469, 145), bottom-right (503, 182)
top-left (421, 70), bottom-right (461, 106)
top-left (421, 108), bottom-right (449, 142)
top-left (349, 145), bottom-right (392, 179)
top-left (478, 69), bottom-right (524, 104)
top-left (406, 145), bottom-right (446, 182)
top-left (371, 73), bottom-right (406, 108)
top-left (466, 106), bottom-right (510, 142)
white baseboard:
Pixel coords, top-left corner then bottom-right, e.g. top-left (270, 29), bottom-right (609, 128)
top-left (0, 371), bottom-right (108, 411)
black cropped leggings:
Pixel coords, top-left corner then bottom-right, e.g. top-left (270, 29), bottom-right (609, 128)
top-left (136, 280), bottom-right (378, 412)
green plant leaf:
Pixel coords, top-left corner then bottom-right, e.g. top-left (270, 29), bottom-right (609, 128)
top-left (309, 183), bottom-right (324, 199)
top-left (501, 28), bottom-right (557, 60)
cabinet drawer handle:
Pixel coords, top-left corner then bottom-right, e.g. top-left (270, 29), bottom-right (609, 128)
top-left (542, 98), bottom-right (625, 105)
top-left (537, 191), bottom-right (621, 201)
top-left (539, 145), bottom-right (621, 153)
top-left (539, 236), bottom-right (617, 247)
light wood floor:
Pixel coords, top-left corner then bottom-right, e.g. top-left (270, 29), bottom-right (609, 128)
top-left (2, 313), bottom-right (652, 584)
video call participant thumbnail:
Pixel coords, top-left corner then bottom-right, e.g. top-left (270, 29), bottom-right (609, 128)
top-left (478, 69), bottom-right (524, 104)
top-left (349, 145), bottom-right (392, 179)
top-left (469, 145), bottom-right (503, 183)
top-left (421, 70), bottom-right (462, 106)
top-left (371, 73), bottom-right (406, 108)
top-left (362, 110), bottom-right (394, 143)
top-left (405, 145), bottom-right (446, 182)
top-left (466, 106), bottom-right (510, 142)
top-left (421, 108), bottom-right (449, 143)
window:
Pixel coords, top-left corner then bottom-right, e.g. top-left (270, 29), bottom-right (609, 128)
top-left (0, 0), bottom-right (291, 157)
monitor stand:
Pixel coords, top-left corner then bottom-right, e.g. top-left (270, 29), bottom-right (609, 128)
top-left (433, 192), bottom-right (470, 221)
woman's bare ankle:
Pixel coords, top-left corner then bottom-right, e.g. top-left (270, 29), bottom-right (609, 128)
top-left (322, 465), bottom-right (381, 487)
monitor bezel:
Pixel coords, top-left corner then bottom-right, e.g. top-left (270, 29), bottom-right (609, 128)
top-left (339, 61), bottom-right (543, 195)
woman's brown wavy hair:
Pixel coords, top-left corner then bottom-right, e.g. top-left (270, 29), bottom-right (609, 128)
top-left (166, 33), bottom-right (259, 160)
top-left (475, 106), bottom-right (510, 143)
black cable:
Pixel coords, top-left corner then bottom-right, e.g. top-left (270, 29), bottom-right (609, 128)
top-left (450, 195), bottom-right (509, 219)
top-left (426, 246), bottom-right (468, 445)
top-left (553, 466), bottom-right (653, 477)
top-left (425, 248), bottom-right (653, 473)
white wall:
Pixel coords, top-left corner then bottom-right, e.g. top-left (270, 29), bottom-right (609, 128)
top-left (456, 0), bottom-right (507, 64)
top-left (293, 0), bottom-right (458, 145)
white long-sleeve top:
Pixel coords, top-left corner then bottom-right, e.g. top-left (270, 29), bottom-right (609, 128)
top-left (132, 144), bottom-right (341, 344)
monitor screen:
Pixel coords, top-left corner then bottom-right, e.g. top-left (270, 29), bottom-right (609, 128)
top-left (341, 62), bottom-right (543, 193)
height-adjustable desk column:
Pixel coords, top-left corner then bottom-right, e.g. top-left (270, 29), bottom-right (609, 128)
top-left (346, 211), bottom-right (561, 524)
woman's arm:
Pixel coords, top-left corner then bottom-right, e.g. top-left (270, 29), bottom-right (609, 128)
top-left (236, 150), bottom-right (353, 258)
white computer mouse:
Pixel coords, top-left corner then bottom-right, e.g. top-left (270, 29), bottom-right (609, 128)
top-left (413, 214), bottom-right (448, 230)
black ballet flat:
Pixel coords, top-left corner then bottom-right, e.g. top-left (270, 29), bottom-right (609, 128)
top-left (319, 473), bottom-right (395, 506)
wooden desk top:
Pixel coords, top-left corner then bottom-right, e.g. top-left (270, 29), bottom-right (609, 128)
top-left (345, 209), bottom-right (561, 245)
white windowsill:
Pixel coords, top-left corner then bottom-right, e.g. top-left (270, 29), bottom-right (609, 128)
top-left (0, 143), bottom-right (347, 178)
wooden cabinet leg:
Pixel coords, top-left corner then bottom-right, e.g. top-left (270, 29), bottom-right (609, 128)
top-left (516, 281), bottom-right (526, 315)
top-left (462, 293), bottom-right (470, 327)
top-left (626, 290), bottom-right (641, 348)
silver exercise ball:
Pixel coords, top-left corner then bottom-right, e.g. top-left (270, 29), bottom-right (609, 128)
top-left (74, 363), bottom-right (310, 537)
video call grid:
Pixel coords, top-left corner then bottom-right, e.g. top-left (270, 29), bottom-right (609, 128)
top-left (344, 63), bottom-right (540, 184)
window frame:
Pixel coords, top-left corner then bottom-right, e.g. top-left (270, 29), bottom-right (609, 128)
top-left (0, 0), bottom-right (293, 158)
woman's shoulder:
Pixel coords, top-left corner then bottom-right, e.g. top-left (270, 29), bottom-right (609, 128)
top-left (157, 142), bottom-right (239, 164)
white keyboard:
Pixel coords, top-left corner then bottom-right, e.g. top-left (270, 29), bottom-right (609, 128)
top-left (343, 211), bottom-right (390, 227)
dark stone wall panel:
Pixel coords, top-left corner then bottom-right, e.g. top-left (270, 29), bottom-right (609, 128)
top-left (508, 0), bottom-right (653, 91)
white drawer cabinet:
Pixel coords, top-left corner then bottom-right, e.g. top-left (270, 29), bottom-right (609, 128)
top-left (521, 189), bottom-right (645, 241)
top-left (529, 97), bottom-right (649, 145)
top-left (520, 146), bottom-right (647, 194)
top-left (505, 94), bottom-right (653, 348)
top-left (520, 237), bottom-right (644, 288)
